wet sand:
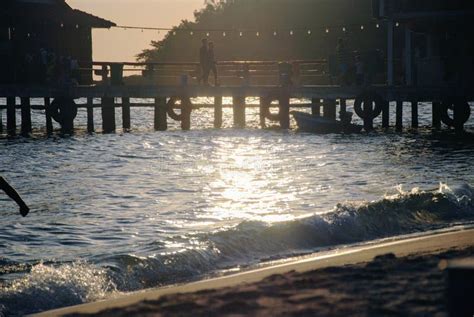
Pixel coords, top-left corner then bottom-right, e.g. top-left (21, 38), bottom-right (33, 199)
top-left (35, 229), bottom-right (474, 317)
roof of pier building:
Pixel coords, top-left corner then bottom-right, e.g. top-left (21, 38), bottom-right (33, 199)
top-left (0, 0), bottom-right (116, 29)
top-left (373, 0), bottom-right (474, 20)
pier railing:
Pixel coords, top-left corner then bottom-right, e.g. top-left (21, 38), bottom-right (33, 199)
top-left (87, 60), bottom-right (331, 86)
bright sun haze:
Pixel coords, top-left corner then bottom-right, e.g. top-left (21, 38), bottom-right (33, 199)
top-left (66, 0), bottom-right (205, 62)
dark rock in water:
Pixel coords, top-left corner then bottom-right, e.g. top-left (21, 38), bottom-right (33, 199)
top-left (372, 253), bottom-right (397, 262)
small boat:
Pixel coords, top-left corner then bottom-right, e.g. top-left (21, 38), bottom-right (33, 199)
top-left (291, 111), bottom-right (363, 134)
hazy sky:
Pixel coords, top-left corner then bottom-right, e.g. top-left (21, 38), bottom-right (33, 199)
top-left (66, 0), bottom-right (205, 62)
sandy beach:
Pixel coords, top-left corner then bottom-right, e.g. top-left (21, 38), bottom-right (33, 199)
top-left (35, 229), bottom-right (474, 317)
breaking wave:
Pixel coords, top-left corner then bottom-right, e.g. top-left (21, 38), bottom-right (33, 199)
top-left (1, 183), bottom-right (473, 315)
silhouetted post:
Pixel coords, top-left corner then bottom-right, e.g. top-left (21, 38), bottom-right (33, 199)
top-left (0, 110), bottom-right (3, 134)
top-left (20, 97), bottom-right (31, 136)
top-left (101, 97), bottom-right (116, 133)
top-left (154, 97), bottom-right (167, 131)
top-left (45, 98), bottom-right (53, 135)
top-left (363, 98), bottom-right (374, 132)
top-left (396, 100), bottom-right (403, 132)
top-left (181, 96), bottom-right (192, 131)
top-left (279, 92), bottom-right (290, 129)
top-left (122, 97), bottom-right (131, 131)
top-left (323, 99), bottom-right (336, 120)
top-left (311, 98), bottom-right (321, 116)
top-left (6, 97), bottom-right (16, 136)
top-left (453, 102), bottom-right (464, 134)
top-left (339, 99), bottom-right (347, 119)
top-left (411, 100), bottom-right (418, 129)
top-left (233, 95), bottom-right (245, 128)
top-left (100, 64), bottom-right (115, 133)
top-left (432, 101), bottom-right (441, 130)
top-left (382, 100), bottom-right (390, 128)
top-left (259, 97), bottom-right (266, 128)
top-left (87, 98), bottom-right (94, 133)
top-left (214, 96), bottom-right (223, 128)
top-left (292, 62), bottom-right (301, 86)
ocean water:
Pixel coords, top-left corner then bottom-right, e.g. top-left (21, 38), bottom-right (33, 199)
top-left (0, 98), bottom-right (473, 316)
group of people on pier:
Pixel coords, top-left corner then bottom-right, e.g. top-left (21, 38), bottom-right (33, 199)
top-left (199, 38), bottom-right (219, 86)
top-left (18, 48), bottom-right (80, 85)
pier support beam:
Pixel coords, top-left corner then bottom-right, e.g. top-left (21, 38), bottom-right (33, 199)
top-left (396, 101), bottom-right (403, 132)
top-left (45, 98), bottom-right (53, 135)
top-left (339, 99), bottom-right (347, 119)
top-left (122, 97), bottom-right (131, 131)
top-left (432, 102), bottom-right (442, 130)
top-left (7, 97), bottom-right (16, 136)
top-left (387, 20), bottom-right (394, 86)
top-left (154, 97), bottom-right (167, 131)
top-left (323, 99), bottom-right (337, 120)
top-left (101, 98), bottom-right (116, 133)
top-left (87, 98), bottom-right (94, 133)
top-left (411, 100), bottom-right (419, 129)
top-left (311, 98), bottom-right (321, 117)
top-left (382, 101), bottom-right (390, 129)
top-left (233, 95), bottom-right (245, 128)
top-left (214, 96), bottom-right (223, 129)
top-left (279, 92), bottom-right (290, 129)
top-left (20, 97), bottom-right (31, 136)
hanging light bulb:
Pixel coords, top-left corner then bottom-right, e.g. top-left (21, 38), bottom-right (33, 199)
top-left (360, 25), bottom-right (364, 30)
top-left (290, 30), bottom-right (294, 36)
top-left (273, 31), bottom-right (277, 36)
top-left (239, 31), bottom-right (243, 37)
top-left (342, 27), bottom-right (346, 32)
top-left (75, 24), bottom-right (79, 29)
top-left (256, 31), bottom-right (260, 37)
top-left (27, 33), bottom-right (30, 38)
top-left (395, 22), bottom-right (400, 27)
top-left (173, 31), bottom-right (176, 35)
top-left (222, 31), bottom-right (226, 37)
top-left (307, 30), bottom-right (312, 35)
top-left (325, 28), bottom-right (329, 33)
top-left (376, 23), bottom-right (380, 28)
top-left (206, 32), bottom-right (210, 37)
top-left (190, 31), bottom-right (193, 36)
top-left (60, 23), bottom-right (64, 28)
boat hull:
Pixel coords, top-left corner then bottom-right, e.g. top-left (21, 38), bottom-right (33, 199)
top-left (291, 111), bottom-right (363, 134)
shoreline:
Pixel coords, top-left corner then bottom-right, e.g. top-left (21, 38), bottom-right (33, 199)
top-left (33, 228), bottom-right (474, 317)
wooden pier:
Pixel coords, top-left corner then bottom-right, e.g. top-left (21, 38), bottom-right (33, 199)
top-left (0, 60), bottom-right (472, 136)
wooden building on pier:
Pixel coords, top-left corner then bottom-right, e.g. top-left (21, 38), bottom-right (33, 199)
top-left (373, 0), bottom-right (474, 87)
top-left (0, 0), bottom-right (115, 84)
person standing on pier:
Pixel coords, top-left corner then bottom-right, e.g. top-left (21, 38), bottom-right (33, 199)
top-left (208, 42), bottom-right (218, 86)
top-left (200, 38), bottom-right (210, 85)
top-left (0, 176), bottom-right (29, 217)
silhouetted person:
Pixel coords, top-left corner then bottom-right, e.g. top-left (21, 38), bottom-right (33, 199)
top-left (200, 38), bottom-right (210, 85)
top-left (336, 38), bottom-right (352, 85)
top-left (0, 176), bottom-right (29, 217)
top-left (208, 42), bottom-right (218, 86)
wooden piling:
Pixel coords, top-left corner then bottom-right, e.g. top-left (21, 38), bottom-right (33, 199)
top-left (396, 100), bottom-right (403, 132)
top-left (87, 97), bottom-right (94, 133)
top-left (382, 101), bottom-right (390, 129)
top-left (432, 101), bottom-right (441, 130)
top-left (6, 97), bottom-right (15, 136)
top-left (181, 97), bottom-right (191, 131)
top-left (311, 98), bottom-right (321, 117)
top-left (363, 98), bottom-right (374, 132)
top-left (154, 97), bottom-right (167, 131)
top-left (214, 96), bottom-right (223, 129)
top-left (279, 92), bottom-right (290, 129)
top-left (323, 99), bottom-right (337, 120)
top-left (339, 99), bottom-right (346, 119)
top-left (45, 98), bottom-right (53, 135)
top-left (20, 97), bottom-right (31, 136)
top-left (122, 97), bottom-right (131, 131)
top-left (233, 95), bottom-right (245, 128)
top-left (411, 100), bottom-right (419, 129)
top-left (101, 98), bottom-right (116, 133)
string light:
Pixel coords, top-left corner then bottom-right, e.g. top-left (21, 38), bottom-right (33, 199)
top-left (222, 31), bottom-right (226, 37)
top-left (273, 31), bottom-right (277, 36)
top-left (395, 22), bottom-right (400, 27)
top-left (290, 30), bottom-right (294, 36)
top-left (75, 24), bottom-right (79, 29)
top-left (239, 31), bottom-right (243, 37)
top-left (342, 27), bottom-right (346, 32)
top-left (256, 31), bottom-right (260, 37)
top-left (173, 31), bottom-right (176, 35)
top-left (325, 28), bottom-right (329, 33)
top-left (60, 23), bottom-right (64, 28)
top-left (307, 30), bottom-right (312, 35)
top-left (190, 31), bottom-right (193, 35)
top-left (376, 23), bottom-right (380, 28)
top-left (206, 32), bottom-right (210, 37)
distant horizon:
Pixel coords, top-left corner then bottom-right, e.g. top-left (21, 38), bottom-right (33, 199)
top-left (66, 0), bottom-right (205, 62)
